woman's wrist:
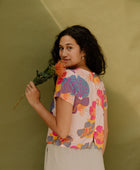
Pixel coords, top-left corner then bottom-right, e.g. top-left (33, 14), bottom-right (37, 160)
top-left (31, 100), bottom-right (42, 109)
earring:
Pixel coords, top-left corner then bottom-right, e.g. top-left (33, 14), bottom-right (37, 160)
top-left (82, 56), bottom-right (85, 60)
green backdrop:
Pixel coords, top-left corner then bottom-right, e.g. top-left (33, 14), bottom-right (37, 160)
top-left (0, 0), bottom-right (140, 170)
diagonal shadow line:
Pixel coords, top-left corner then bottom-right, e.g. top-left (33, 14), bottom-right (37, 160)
top-left (40, 0), bottom-right (63, 30)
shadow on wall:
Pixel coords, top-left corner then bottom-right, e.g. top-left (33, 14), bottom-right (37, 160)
top-left (104, 87), bottom-right (140, 170)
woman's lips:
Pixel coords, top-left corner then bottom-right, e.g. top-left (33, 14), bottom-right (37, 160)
top-left (62, 59), bottom-right (70, 63)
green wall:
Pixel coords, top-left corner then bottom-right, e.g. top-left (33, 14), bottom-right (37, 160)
top-left (0, 0), bottom-right (140, 170)
top-left (0, 0), bottom-right (60, 169)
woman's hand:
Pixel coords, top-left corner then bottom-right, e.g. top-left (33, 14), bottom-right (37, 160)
top-left (25, 81), bottom-right (40, 107)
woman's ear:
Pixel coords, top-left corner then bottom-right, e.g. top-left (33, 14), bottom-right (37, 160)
top-left (81, 50), bottom-right (86, 57)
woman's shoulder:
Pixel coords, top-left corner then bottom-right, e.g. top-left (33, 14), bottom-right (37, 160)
top-left (65, 69), bottom-right (76, 75)
top-left (66, 68), bottom-right (90, 77)
top-left (64, 68), bottom-right (90, 80)
top-left (64, 68), bottom-right (104, 85)
top-left (59, 69), bottom-right (76, 80)
top-left (61, 69), bottom-right (89, 86)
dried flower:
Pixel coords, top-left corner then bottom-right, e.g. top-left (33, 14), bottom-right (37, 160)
top-left (54, 60), bottom-right (66, 77)
top-left (33, 63), bottom-right (55, 86)
top-left (13, 60), bottom-right (66, 110)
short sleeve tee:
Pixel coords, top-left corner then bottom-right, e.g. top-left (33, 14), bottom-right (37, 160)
top-left (46, 68), bottom-right (108, 149)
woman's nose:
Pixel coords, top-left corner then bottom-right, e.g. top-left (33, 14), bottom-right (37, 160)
top-left (61, 48), bottom-right (67, 57)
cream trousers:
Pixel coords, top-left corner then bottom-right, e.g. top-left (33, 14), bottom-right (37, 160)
top-left (44, 143), bottom-right (105, 170)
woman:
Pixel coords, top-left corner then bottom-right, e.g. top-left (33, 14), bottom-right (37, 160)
top-left (25, 25), bottom-right (108, 170)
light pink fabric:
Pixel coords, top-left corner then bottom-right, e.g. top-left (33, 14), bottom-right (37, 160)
top-left (46, 68), bottom-right (107, 150)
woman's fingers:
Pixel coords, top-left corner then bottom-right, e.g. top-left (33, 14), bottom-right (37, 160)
top-left (29, 81), bottom-right (36, 88)
top-left (25, 81), bottom-right (40, 106)
top-left (25, 85), bottom-right (31, 94)
top-left (25, 81), bottom-right (35, 93)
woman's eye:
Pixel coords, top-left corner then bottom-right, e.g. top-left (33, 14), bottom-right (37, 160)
top-left (67, 46), bottom-right (72, 50)
top-left (59, 47), bottom-right (63, 50)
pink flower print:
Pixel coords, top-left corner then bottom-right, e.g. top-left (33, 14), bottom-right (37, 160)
top-left (97, 89), bottom-right (102, 96)
top-left (89, 101), bottom-right (96, 120)
top-left (92, 101), bottom-right (96, 107)
top-left (70, 143), bottom-right (90, 149)
top-left (70, 146), bottom-right (80, 149)
top-left (52, 131), bottom-right (58, 136)
top-left (103, 90), bottom-right (108, 110)
top-left (94, 126), bottom-right (104, 149)
top-left (62, 71), bottom-right (67, 77)
top-left (56, 77), bottom-right (63, 84)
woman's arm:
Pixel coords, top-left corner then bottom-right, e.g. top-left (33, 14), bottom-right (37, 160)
top-left (25, 81), bottom-right (72, 138)
top-left (102, 109), bottom-right (108, 155)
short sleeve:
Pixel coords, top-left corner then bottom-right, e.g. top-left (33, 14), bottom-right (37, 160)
top-left (103, 86), bottom-right (108, 110)
top-left (54, 70), bottom-right (75, 105)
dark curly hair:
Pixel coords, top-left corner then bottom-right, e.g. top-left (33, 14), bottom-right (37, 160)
top-left (50, 25), bottom-right (106, 75)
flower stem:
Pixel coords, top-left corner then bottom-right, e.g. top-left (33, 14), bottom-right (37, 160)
top-left (13, 94), bottom-right (25, 110)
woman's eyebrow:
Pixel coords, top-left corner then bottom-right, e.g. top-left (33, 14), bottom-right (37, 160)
top-left (66, 43), bottom-right (73, 45)
top-left (59, 43), bottom-right (73, 46)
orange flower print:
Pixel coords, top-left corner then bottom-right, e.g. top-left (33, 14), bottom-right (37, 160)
top-left (97, 89), bottom-right (104, 109)
top-left (47, 132), bottom-right (58, 144)
top-left (55, 82), bottom-right (61, 94)
top-left (77, 104), bottom-right (88, 116)
top-left (47, 131), bottom-right (73, 147)
top-left (61, 93), bottom-right (72, 102)
top-left (88, 73), bottom-right (94, 82)
top-left (55, 60), bottom-right (66, 77)
top-left (94, 76), bottom-right (100, 85)
top-left (90, 73), bottom-right (100, 85)
top-left (94, 126), bottom-right (104, 149)
top-left (77, 121), bottom-right (95, 138)
top-left (70, 143), bottom-right (90, 149)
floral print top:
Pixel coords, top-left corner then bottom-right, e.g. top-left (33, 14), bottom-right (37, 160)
top-left (46, 68), bottom-right (108, 150)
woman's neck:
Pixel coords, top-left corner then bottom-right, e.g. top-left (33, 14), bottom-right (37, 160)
top-left (68, 64), bottom-right (92, 72)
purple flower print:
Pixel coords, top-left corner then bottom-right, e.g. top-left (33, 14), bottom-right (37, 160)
top-left (61, 75), bottom-right (89, 97)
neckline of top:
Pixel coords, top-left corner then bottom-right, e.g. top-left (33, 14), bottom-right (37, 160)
top-left (71, 68), bottom-right (95, 74)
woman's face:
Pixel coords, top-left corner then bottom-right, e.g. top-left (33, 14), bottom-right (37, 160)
top-left (59, 35), bottom-right (86, 69)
